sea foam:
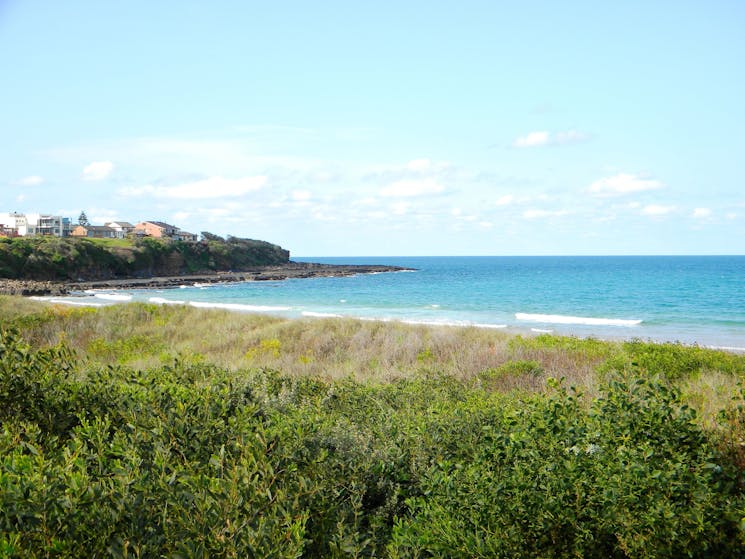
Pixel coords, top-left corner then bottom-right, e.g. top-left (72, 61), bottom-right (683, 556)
top-left (149, 297), bottom-right (186, 305)
top-left (302, 311), bottom-right (343, 318)
top-left (188, 301), bottom-right (291, 312)
top-left (92, 293), bottom-right (133, 302)
top-left (516, 312), bottom-right (642, 327)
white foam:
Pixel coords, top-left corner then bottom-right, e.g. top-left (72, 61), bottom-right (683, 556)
top-left (302, 311), bottom-right (343, 318)
top-left (149, 297), bottom-right (186, 305)
top-left (531, 328), bottom-right (554, 333)
top-left (473, 323), bottom-right (508, 329)
top-left (402, 318), bottom-right (470, 327)
top-left (358, 316), bottom-right (394, 323)
top-left (516, 312), bottom-right (642, 327)
top-left (188, 301), bottom-right (291, 312)
top-left (707, 345), bottom-right (745, 353)
top-left (93, 293), bottom-right (132, 302)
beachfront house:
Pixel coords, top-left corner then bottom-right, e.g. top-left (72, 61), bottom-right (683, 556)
top-left (105, 221), bottom-right (135, 238)
top-left (0, 223), bottom-right (18, 237)
top-left (134, 221), bottom-right (179, 238)
top-left (174, 230), bottom-right (198, 242)
top-left (0, 212), bottom-right (71, 237)
top-left (71, 225), bottom-right (117, 238)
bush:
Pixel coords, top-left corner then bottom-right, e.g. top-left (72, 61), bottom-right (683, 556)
top-left (388, 377), bottom-right (745, 558)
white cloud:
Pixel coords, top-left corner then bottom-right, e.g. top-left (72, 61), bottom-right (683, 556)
top-left (513, 131), bottom-right (550, 148)
top-left (522, 209), bottom-right (570, 219)
top-left (83, 161), bottom-right (114, 181)
top-left (380, 178), bottom-right (445, 197)
top-left (291, 190), bottom-right (312, 201)
top-left (641, 204), bottom-right (675, 216)
top-left (588, 173), bottom-right (663, 197)
top-left (513, 130), bottom-right (589, 148)
top-left (120, 176), bottom-right (267, 199)
top-left (407, 158), bottom-right (432, 171)
top-left (19, 175), bottom-right (44, 186)
top-left (692, 207), bottom-right (712, 219)
top-left (391, 202), bottom-right (410, 215)
top-left (495, 195), bottom-right (514, 206)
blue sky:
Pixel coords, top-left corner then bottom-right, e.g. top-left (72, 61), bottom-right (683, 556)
top-left (1, 0), bottom-right (743, 256)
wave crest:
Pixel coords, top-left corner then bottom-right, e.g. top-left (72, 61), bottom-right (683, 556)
top-left (516, 312), bottom-right (642, 327)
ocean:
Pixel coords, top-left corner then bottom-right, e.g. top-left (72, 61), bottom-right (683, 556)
top-left (40, 256), bottom-right (745, 351)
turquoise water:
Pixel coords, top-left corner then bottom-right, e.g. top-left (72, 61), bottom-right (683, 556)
top-left (53, 256), bottom-right (745, 350)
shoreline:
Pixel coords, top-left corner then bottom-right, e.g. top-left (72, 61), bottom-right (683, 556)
top-left (0, 262), bottom-right (413, 296)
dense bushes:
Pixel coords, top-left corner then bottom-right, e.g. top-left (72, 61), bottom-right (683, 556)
top-left (1, 326), bottom-right (744, 557)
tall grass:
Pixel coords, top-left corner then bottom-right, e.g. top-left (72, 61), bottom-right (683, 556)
top-left (2, 295), bottom-right (745, 418)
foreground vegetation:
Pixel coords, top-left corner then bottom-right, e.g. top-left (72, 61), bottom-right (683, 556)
top-left (0, 235), bottom-right (289, 281)
top-left (2, 297), bottom-right (745, 557)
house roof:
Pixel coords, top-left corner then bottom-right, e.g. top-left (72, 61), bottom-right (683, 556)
top-left (144, 221), bottom-right (178, 229)
top-left (77, 225), bottom-right (115, 232)
top-left (105, 221), bottom-right (134, 228)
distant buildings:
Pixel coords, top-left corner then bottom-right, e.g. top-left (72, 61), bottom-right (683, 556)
top-left (0, 212), bottom-right (198, 242)
top-left (0, 212), bottom-right (71, 237)
top-left (134, 221), bottom-right (198, 242)
top-left (70, 225), bottom-right (117, 238)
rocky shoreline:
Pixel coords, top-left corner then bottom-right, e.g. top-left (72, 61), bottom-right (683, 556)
top-left (0, 262), bottom-right (413, 296)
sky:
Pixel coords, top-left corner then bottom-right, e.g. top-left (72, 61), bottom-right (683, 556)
top-left (1, 0), bottom-right (744, 256)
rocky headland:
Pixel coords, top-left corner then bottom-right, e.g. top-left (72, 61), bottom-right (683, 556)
top-left (0, 262), bottom-right (413, 296)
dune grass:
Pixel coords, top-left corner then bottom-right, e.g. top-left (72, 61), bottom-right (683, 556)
top-left (3, 296), bottom-right (744, 415)
top-left (2, 295), bottom-right (745, 556)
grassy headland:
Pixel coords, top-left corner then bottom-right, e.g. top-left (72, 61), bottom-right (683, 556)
top-left (0, 235), bottom-right (290, 282)
top-left (2, 296), bottom-right (745, 556)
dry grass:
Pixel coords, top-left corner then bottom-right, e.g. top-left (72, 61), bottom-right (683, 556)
top-left (3, 296), bottom-right (744, 420)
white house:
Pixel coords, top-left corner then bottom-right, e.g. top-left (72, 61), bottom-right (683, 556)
top-left (0, 212), bottom-right (71, 237)
top-left (105, 221), bottom-right (135, 238)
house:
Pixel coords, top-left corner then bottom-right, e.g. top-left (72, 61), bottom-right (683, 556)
top-left (105, 221), bottom-right (135, 238)
top-left (134, 221), bottom-right (180, 238)
top-left (70, 225), bottom-right (117, 238)
top-left (0, 223), bottom-right (18, 237)
top-left (37, 215), bottom-right (70, 237)
top-left (0, 212), bottom-right (70, 237)
top-left (174, 230), bottom-right (198, 242)
top-left (0, 212), bottom-right (32, 236)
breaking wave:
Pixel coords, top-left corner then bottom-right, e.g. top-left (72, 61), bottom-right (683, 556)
top-left (188, 301), bottom-right (291, 312)
top-left (516, 313), bottom-right (642, 327)
top-left (302, 311), bottom-right (343, 318)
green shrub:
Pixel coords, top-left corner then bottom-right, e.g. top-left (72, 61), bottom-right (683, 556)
top-left (389, 376), bottom-right (745, 558)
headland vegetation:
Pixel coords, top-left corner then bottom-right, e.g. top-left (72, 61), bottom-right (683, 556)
top-left (0, 235), bottom-right (408, 296)
top-left (2, 296), bottom-right (745, 556)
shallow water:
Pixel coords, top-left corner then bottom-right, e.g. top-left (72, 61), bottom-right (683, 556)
top-left (40, 256), bottom-right (745, 350)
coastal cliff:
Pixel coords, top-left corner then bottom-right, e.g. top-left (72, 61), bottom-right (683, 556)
top-left (0, 236), bottom-right (409, 295)
top-left (0, 235), bottom-right (290, 282)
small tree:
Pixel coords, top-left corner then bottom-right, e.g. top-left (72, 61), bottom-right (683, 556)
top-left (78, 211), bottom-right (90, 227)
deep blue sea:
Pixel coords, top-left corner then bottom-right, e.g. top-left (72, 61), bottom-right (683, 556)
top-left (42, 256), bottom-right (745, 350)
